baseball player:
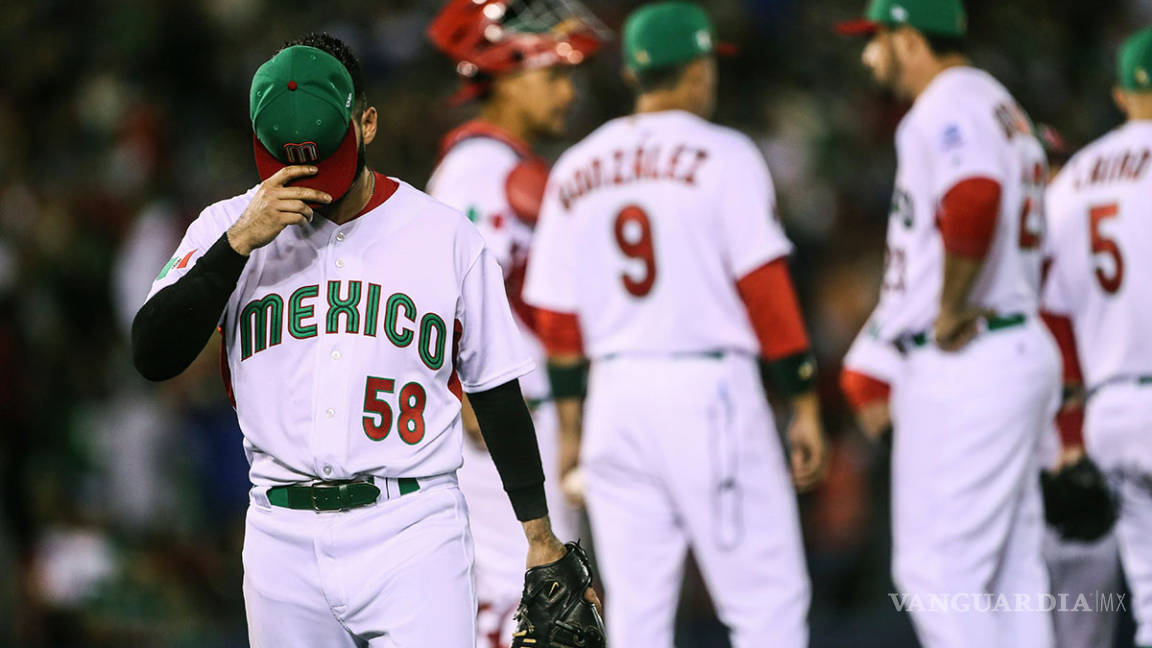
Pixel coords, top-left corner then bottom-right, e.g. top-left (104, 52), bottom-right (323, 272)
top-left (838, 1), bottom-right (1061, 646)
top-left (524, 3), bottom-right (826, 646)
top-left (424, 1), bottom-right (606, 645)
top-left (840, 125), bottom-right (1125, 648)
top-left (1042, 27), bottom-right (1152, 647)
top-left (130, 33), bottom-right (594, 646)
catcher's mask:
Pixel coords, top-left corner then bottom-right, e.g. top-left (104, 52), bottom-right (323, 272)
top-left (428, 0), bottom-right (610, 102)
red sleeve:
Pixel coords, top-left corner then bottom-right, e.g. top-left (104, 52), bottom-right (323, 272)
top-left (1041, 311), bottom-right (1084, 448)
top-left (536, 308), bottom-right (583, 356)
top-left (1054, 403), bottom-right (1085, 448)
top-left (937, 177), bottom-right (1002, 259)
top-left (1040, 311), bottom-right (1084, 385)
top-left (839, 368), bottom-right (891, 413)
top-left (735, 259), bottom-right (810, 359)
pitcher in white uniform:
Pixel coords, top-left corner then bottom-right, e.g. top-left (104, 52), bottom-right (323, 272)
top-left (132, 33), bottom-right (586, 647)
top-left (1042, 27), bottom-right (1152, 648)
top-left (525, 3), bottom-right (826, 647)
top-left (838, 1), bottom-right (1060, 646)
top-left (425, 1), bottom-right (606, 645)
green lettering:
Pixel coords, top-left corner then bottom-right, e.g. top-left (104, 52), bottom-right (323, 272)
top-left (364, 283), bottom-right (382, 337)
top-left (326, 280), bottom-right (361, 334)
top-left (418, 313), bottom-right (447, 370)
top-left (240, 294), bottom-right (284, 359)
top-left (384, 293), bottom-right (416, 347)
top-left (288, 285), bottom-right (319, 339)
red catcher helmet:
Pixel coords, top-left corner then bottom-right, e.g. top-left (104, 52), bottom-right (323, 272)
top-left (429, 0), bottom-right (608, 79)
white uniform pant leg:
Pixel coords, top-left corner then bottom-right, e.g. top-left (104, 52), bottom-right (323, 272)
top-left (245, 482), bottom-right (477, 648)
top-left (581, 358), bottom-right (691, 648)
top-left (1044, 528), bottom-right (1122, 648)
top-left (243, 504), bottom-right (363, 648)
top-left (340, 485), bottom-right (477, 648)
top-left (891, 322), bottom-right (1058, 648)
top-left (1085, 383), bottom-right (1152, 646)
top-left (672, 355), bottom-right (810, 648)
top-left (583, 355), bottom-right (809, 648)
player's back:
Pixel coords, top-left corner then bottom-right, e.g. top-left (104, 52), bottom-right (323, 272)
top-left (528, 110), bottom-right (791, 359)
top-left (1044, 122), bottom-right (1152, 387)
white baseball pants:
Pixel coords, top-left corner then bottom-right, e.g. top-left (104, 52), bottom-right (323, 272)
top-left (242, 476), bottom-right (476, 647)
top-left (1083, 381), bottom-right (1152, 646)
top-left (581, 353), bottom-right (810, 648)
top-left (890, 319), bottom-right (1060, 648)
top-left (1043, 527), bottom-right (1122, 648)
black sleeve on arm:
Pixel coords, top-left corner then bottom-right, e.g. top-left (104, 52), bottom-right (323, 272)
top-left (467, 379), bottom-right (548, 522)
top-left (131, 233), bottom-right (248, 381)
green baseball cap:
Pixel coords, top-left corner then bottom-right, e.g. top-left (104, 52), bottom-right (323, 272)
top-left (1118, 28), bottom-right (1152, 91)
top-left (836, 0), bottom-right (967, 38)
top-left (623, 2), bottom-right (719, 73)
top-left (250, 45), bottom-right (359, 198)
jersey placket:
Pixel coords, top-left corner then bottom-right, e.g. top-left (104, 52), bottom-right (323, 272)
top-left (311, 223), bottom-right (355, 480)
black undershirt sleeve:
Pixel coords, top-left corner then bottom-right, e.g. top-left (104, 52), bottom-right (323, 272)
top-left (131, 233), bottom-right (248, 382)
top-left (466, 379), bottom-right (548, 522)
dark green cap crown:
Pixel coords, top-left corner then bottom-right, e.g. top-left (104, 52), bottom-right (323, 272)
top-left (1119, 28), bottom-right (1152, 91)
top-left (623, 1), bottom-right (716, 72)
top-left (250, 45), bottom-right (355, 163)
top-left (865, 0), bottom-right (967, 37)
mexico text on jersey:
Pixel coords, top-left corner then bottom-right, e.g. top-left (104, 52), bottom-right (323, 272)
top-left (148, 178), bottom-right (533, 486)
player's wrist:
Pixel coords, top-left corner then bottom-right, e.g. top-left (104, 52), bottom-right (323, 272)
top-left (226, 226), bottom-right (254, 257)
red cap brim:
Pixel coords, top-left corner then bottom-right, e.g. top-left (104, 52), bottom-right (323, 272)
top-left (835, 19), bottom-right (881, 36)
top-left (253, 123), bottom-right (359, 200)
top-left (715, 42), bottom-right (739, 57)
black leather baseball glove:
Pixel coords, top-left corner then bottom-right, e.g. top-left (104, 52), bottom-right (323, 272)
top-left (1041, 456), bottom-right (1118, 543)
top-left (511, 541), bottom-right (605, 648)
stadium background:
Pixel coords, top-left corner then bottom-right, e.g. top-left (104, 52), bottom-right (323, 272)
top-left (0, 0), bottom-right (1140, 645)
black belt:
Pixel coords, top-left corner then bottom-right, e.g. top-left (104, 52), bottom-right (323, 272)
top-left (266, 476), bottom-right (420, 511)
top-left (1088, 374), bottom-right (1152, 399)
top-left (892, 313), bottom-right (1027, 355)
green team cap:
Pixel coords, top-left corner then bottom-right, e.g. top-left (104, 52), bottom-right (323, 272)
top-left (1118, 28), bottom-right (1152, 91)
top-left (623, 1), bottom-right (717, 72)
top-left (836, 0), bottom-right (967, 39)
top-left (249, 45), bottom-right (359, 198)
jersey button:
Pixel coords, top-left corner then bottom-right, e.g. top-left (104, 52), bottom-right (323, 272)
top-left (335, 258), bottom-right (345, 268)
top-left (325, 408), bottom-right (335, 418)
top-left (335, 232), bottom-right (345, 242)
top-left (323, 465), bottom-right (333, 476)
top-left (331, 350), bottom-right (341, 360)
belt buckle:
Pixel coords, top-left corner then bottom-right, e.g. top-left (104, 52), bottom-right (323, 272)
top-left (309, 483), bottom-right (343, 511)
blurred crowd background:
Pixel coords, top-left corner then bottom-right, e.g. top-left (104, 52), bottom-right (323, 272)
top-left (0, 0), bottom-right (1146, 645)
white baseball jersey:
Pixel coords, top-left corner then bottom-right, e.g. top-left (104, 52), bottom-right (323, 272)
top-left (148, 176), bottom-right (533, 487)
top-left (843, 317), bottom-right (903, 385)
top-left (869, 66), bottom-right (1048, 342)
top-left (523, 109), bottom-right (792, 357)
top-left (1042, 121), bottom-right (1152, 389)
top-left (427, 134), bottom-right (549, 401)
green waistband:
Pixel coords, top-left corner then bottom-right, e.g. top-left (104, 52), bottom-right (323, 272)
top-left (266, 477), bottom-right (419, 511)
top-left (895, 313), bottom-right (1027, 353)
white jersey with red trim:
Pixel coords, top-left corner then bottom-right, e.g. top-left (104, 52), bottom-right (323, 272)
top-left (427, 133), bottom-right (549, 401)
top-left (1042, 121), bottom-right (1152, 389)
top-left (148, 176), bottom-right (532, 487)
top-left (523, 109), bottom-right (792, 358)
top-left (869, 66), bottom-right (1048, 342)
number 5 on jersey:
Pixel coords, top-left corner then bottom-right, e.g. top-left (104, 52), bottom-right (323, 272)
top-left (363, 376), bottom-right (427, 444)
top-left (1090, 203), bottom-right (1124, 294)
